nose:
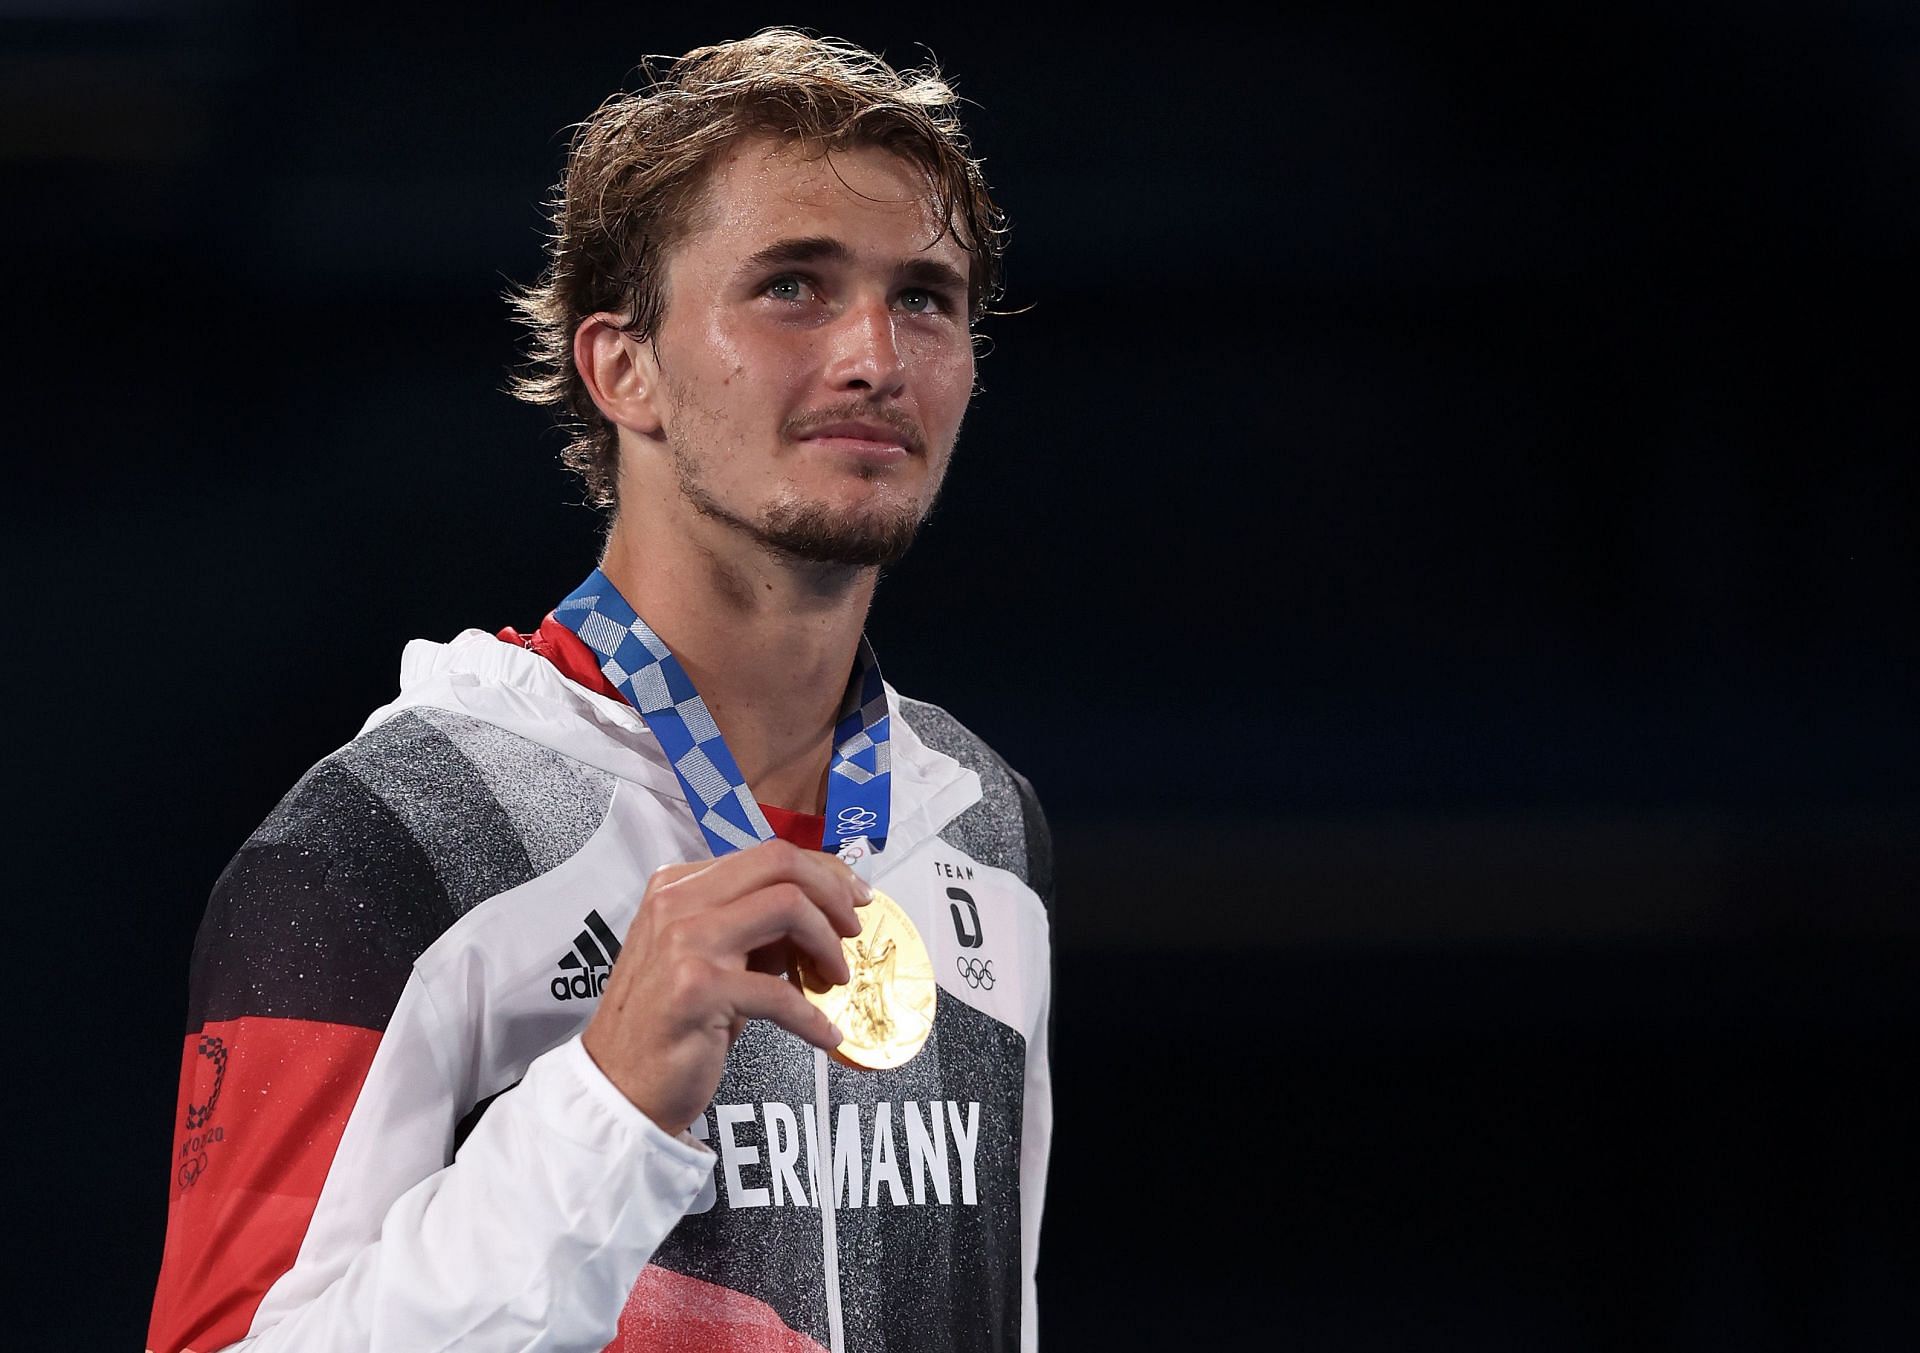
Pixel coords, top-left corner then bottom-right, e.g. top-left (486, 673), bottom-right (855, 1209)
top-left (824, 297), bottom-right (905, 396)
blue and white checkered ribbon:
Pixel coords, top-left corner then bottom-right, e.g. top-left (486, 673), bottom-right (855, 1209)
top-left (553, 569), bottom-right (891, 859)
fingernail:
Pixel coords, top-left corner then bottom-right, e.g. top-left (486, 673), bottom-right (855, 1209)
top-left (829, 1023), bottom-right (845, 1046)
top-left (853, 878), bottom-right (874, 904)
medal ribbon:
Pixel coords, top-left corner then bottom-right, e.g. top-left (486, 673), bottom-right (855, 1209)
top-left (553, 569), bottom-right (891, 859)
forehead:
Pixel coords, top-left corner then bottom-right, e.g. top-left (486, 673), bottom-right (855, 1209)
top-left (680, 135), bottom-right (970, 276)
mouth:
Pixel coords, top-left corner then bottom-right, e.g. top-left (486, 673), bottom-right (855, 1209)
top-left (792, 417), bottom-right (923, 463)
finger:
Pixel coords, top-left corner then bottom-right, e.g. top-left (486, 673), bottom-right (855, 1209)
top-left (768, 950), bottom-right (839, 993)
top-left (649, 860), bottom-right (715, 889)
top-left (657, 839), bottom-right (866, 934)
top-left (722, 841), bottom-right (868, 932)
top-left (698, 883), bottom-right (852, 984)
top-left (794, 957), bottom-right (839, 994)
top-left (726, 970), bottom-right (845, 1052)
top-left (613, 860), bottom-right (721, 948)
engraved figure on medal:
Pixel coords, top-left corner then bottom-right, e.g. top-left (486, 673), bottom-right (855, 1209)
top-left (846, 935), bottom-right (898, 1046)
top-left (802, 888), bottom-right (936, 1070)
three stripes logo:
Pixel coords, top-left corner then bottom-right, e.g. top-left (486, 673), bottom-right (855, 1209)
top-left (549, 909), bottom-right (624, 1002)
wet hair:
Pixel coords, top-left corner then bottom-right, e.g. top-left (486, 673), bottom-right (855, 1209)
top-left (508, 28), bottom-right (1007, 510)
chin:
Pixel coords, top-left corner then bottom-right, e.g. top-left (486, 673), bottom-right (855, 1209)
top-left (756, 496), bottom-right (927, 568)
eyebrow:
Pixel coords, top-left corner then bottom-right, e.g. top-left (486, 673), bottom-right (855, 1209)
top-left (739, 235), bottom-right (970, 295)
top-left (740, 236), bottom-right (852, 275)
top-left (897, 255), bottom-right (970, 296)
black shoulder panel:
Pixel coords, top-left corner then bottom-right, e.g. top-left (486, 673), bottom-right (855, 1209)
top-left (896, 697), bottom-right (1054, 913)
top-left (188, 708), bottom-right (615, 1032)
top-left (188, 757), bottom-right (455, 1031)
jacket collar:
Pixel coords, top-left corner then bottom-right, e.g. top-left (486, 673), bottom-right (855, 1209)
top-left (361, 629), bottom-right (980, 875)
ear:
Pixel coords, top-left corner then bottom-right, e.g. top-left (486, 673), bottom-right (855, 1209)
top-left (574, 314), bottom-right (665, 438)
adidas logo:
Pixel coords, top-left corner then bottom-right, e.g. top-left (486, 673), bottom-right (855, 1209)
top-left (548, 909), bottom-right (624, 1002)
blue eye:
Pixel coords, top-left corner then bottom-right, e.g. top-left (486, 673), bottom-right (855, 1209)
top-left (765, 275), bottom-right (808, 302)
top-left (898, 288), bottom-right (942, 314)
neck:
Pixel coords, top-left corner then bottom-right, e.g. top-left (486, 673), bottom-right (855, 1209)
top-left (599, 511), bottom-right (878, 816)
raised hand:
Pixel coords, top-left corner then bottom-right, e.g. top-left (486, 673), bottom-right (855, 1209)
top-left (581, 839), bottom-right (871, 1134)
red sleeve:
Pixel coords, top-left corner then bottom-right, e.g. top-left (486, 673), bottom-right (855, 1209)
top-left (148, 1018), bottom-right (382, 1353)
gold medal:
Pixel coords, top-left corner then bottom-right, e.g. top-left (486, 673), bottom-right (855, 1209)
top-left (801, 888), bottom-right (935, 1070)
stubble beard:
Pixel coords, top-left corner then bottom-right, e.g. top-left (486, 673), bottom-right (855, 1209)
top-left (668, 434), bottom-right (944, 570)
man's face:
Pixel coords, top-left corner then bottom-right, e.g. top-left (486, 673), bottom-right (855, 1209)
top-left (637, 135), bottom-right (977, 567)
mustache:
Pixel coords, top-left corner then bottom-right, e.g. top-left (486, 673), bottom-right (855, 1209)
top-left (783, 403), bottom-right (927, 457)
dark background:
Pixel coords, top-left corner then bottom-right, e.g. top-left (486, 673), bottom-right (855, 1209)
top-left (5, 2), bottom-right (1916, 1347)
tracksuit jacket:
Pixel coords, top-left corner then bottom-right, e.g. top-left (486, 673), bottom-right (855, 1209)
top-left (148, 618), bottom-right (1054, 1353)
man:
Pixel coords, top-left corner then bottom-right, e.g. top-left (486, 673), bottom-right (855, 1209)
top-left (148, 30), bottom-right (1053, 1353)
